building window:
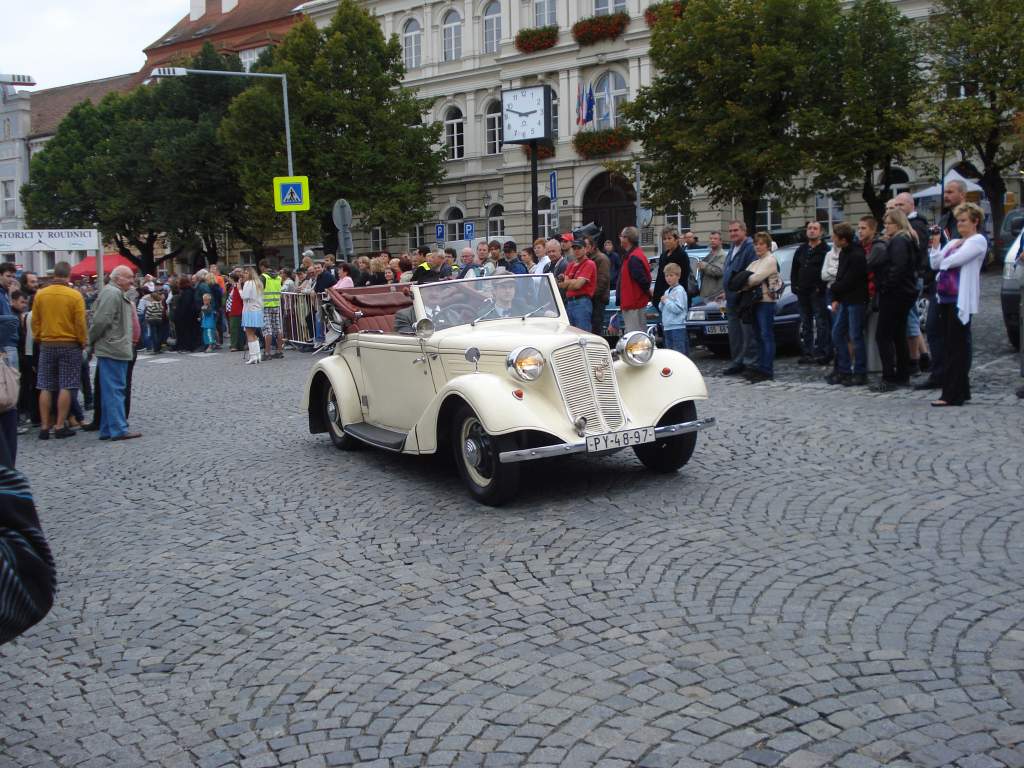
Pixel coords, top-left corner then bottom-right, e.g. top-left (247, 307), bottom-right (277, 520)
top-left (538, 196), bottom-right (556, 237)
top-left (370, 227), bottom-right (387, 251)
top-left (488, 205), bottom-right (505, 238)
top-left (594, 0), bottom-right (626, 15)
top-left (550, 92), bottom-right (559, 138)
top-left (666, 204), bottom-right (690, 231)
top-left (886, 167), bottom-right (910, 195)
top-left (594, 71), bottom-right (628, 130)
top-left (2, 119), bottom-right (11, 139)
top-left (442, 10), bottom-right (462, 62)
top-left (446, 207), bottom-right (465, 241)
top-left (1, 180), bottom-right (15, 218)
top-left (402, 19), bottom-right (422, 69)
top-left (535, 0), bottom-right (557, 26)
top-left (408, 224), bottom-right (426, 249)
top-left (814, 192), bottom-right (844, 231)
top-left (485, 102), bottom-right (503, 155)
top-left (238, 46), bottom-right (268, 72)
top-left (444, 107), bottom-right (465, 160)
top-left (1, 254), bottom-right (15, 264)
top-left (483, 1), bottom-right (501, 54)
top-left (43, 251), bottom-right (56, 272)
top-left (756, 199), bottom-right (782, 231)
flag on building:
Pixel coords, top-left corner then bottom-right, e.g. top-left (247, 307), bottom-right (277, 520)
top-left (585, 84), bottom-right (595, 125)
top-left (576, 82), bottom-right (584, 126)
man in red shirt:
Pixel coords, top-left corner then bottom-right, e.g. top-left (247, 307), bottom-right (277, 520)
top-left (559, 240), bottom-right (597, 332)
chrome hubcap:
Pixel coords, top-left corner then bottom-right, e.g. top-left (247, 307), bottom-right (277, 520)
top-left (463, 437), bottom-right (482, 468)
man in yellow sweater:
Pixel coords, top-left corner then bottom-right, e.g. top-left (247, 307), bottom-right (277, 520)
top-left (30, 262), bottom-right (87, 440)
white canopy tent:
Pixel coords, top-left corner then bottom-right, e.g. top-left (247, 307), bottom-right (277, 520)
top-left (912, 169), bottom-right (984, 199)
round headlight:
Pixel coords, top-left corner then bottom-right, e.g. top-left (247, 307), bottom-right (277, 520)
top-left (506, 346), bottom-right (545, 381)
top-left (616, 331), bottom-right (654, 366)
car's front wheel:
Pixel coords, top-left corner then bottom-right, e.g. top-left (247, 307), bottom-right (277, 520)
top-left (451, 404), bottom-right (520, 506)
top-left (322, 379), bottom-right (358, 451)
top-left (633, 401), bottom-right (698, 473)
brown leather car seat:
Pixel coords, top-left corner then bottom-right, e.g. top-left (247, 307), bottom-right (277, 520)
top-left (325, 285), bottom-right (413, 334)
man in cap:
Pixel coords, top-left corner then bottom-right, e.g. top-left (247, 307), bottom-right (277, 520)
top-left (559, 240), bottom-right (597, 332)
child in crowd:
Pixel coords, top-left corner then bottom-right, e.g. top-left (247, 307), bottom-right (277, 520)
top-left (200, 292), bottom-right (217, 353)
top-left (660, 262), bottom-right (689, 355)
top-left (145, 291), bottom-right (165, 354)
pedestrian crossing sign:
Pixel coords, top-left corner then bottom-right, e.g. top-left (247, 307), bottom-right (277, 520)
top-left (273, 176), bottom-right (310, 212)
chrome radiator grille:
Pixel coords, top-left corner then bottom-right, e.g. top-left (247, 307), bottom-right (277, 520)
top-left (550, 341), bottom-right (625, 435)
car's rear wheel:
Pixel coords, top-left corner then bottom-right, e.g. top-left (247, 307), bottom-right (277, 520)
top-left (633, 401), bottom-right (698, 473)
top-left (452, 404), bottom-right (520, 506)
top-left (322, 379), bottom-right (358, 450)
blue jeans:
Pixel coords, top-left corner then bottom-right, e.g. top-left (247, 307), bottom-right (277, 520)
top-left (797, 292), bottom-right (831, 358)
top-left (97, 357), bottom-right (129, 439)
top-left (566, 296), bottom-right (593, 332)
top-left (752, 302), bottom-right (776, 376)
top-left (663, 328), bottom-right (689, 355)
top-left (832, 302), bottom-right (867, 375)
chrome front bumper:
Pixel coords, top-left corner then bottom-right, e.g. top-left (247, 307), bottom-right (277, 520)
top-left (498, 417), bottom-right (716, 464)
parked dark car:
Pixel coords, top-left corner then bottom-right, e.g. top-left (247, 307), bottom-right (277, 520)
top-left (1002, 230), bottom-right (1022, 350)
top-left (686, 243), bottom-right (811, 356)
top-left (994, 208), bottom-right (1024, 260)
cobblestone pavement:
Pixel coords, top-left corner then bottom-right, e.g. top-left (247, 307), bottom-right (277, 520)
top-left (2, 273), bottom-right (1022, 768)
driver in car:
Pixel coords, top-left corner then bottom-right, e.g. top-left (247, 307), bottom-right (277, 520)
top-left (490, 279), bottom-right (522, 318)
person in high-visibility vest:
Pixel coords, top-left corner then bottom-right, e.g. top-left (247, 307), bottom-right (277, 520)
top-left (259, 260), bottom-right (284, 360)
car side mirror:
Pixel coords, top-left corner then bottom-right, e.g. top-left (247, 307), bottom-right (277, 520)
top-left (465, 347), bottom-right (481, 372)
top-left (415, 318), bottom-right (434, 339)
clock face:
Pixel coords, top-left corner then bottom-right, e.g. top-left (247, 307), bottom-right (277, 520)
top-left (501, 86), bottom-right (549, 144)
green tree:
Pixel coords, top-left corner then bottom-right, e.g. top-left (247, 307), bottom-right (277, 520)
top-left (925, 0), bottom-right (1024, 240)
top-left (626, 0), bottom-right (839, 232)
top-left (807, 0), bottom-right (925, 221)
top-left (219, 0), bottom-right (445, 252)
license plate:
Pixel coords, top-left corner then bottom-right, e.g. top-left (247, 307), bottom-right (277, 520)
top-left (706, 325), bottom-right (729, 335)
top-left (586, 427), bottom-right (655, 453)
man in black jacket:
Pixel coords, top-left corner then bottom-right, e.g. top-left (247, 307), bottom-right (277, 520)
top-left (825, 223), bottom-right (869, 386)
top-left (652, 226), bottom-right (692, 307)
top-left (790, 221), bottom-right (832, 364)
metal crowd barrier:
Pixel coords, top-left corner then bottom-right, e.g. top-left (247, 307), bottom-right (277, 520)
top-left (281, 291), bottom-right (324, 348)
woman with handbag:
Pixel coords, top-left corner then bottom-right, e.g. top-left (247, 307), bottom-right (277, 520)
top-left (743, 231), bottom-right (782, 382)
top-left (871, 209), bottom-right (920, 391)
top-left (927, 202), bottom-right (987, 407)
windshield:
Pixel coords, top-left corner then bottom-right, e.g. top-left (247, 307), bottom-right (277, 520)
top-left (418, 274), bottom-right (560, 330)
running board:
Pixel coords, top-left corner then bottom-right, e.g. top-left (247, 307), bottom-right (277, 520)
top-left (343, 423), bottom-right (408, 452)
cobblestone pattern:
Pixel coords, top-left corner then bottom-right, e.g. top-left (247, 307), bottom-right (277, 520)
top-left (1, 274), bottom-right (1022, 768)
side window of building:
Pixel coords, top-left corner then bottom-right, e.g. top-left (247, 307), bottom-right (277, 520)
top-left (442, 10), bottom-right (463, 61)
top-left (403, 19), bottom-right (422, 69)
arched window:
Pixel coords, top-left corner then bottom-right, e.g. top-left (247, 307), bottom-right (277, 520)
top-left (402, 19), bottom-right (422, 69)
top-left (444, 107), bottom-right (465, 160)
top-left (888, 167), bottom-right (910, 195)
top-left (485, 101), bottom-right (503, 155)
top-left (446, 207), bottom-right (466, 241)
top-left (594, 0), bottom-right (626, 15)
top-left (535, 0), bottom-right (556, 26)
top-left (442, 10), bottom-right (462, 61)
top-left (483, 1), bottom-right (501, 54)
top-left (594, 72), bottom-right (628, 129)
top-left (488, 205), bottom-right (505, 238)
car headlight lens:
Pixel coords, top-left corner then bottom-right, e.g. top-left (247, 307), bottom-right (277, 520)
top-left (1004, 260), bottom-right (1019, 280)
top-left (616, 331), bottom-right (655, 366)
top-left (688, 310), bottom-right (706, 321)
top-left (506, 346), bottom-right (545, 381)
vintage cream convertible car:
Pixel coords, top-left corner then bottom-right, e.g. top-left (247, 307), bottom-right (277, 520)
top-left (302, 274), bottom-right (714, 505)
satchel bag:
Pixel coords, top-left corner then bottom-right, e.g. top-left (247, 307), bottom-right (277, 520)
top-left (765, 268), bottom-right (784, 301)
top-left (936, 267), bottom-right (960, 301)
top-left (0, 363), bottom-right (20, 413)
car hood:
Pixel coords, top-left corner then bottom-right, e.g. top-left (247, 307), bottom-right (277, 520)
top-left (432, 317), bottom-right (595, 354)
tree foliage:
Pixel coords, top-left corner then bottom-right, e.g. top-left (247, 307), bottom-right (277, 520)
top-left (807, 0), bottom-right (926, 220)
top-left (22, 44), bottom-right (250, 273)
top-left (925, 0), bottom-right (1024, 240)
top-left (626, 0), bottom-right (839, 232)
top-left (220, 0), bottom-right (445, 251)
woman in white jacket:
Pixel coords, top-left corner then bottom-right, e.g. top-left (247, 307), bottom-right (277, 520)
top-left (927, 202), bottom-right (986, 406)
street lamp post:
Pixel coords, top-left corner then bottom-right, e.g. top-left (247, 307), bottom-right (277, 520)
top-left (151, 66), bottom-right (300, 269)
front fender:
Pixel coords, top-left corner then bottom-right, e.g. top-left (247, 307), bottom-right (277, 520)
top-left (412, 373), bottom-right (571, 454)
top-left (616, 349), bottom-right (709, 426)
top-left (302, 355), bottom-right (361, 433)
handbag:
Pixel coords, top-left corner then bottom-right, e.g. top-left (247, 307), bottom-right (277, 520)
top-left (0, 363), bottom-right (20, 413)
top-left (936, 267), bottom-right (960, 301)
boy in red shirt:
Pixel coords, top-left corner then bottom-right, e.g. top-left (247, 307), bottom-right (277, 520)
top-left (559, 240), bottom-right (597, 332)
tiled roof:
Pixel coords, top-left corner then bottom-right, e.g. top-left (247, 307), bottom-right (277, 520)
top-left (29, 73), bottom-right (143, 140)
top-left (145, 0), bottom-right (301, 53)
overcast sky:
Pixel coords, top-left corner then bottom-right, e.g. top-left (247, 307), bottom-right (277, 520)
top-left (5, 1), bottom-right (187, 90)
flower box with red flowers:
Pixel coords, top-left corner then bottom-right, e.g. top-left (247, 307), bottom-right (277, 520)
top-left (522, 142), bottom-right (556, 160)
top-left (644, 1), bottom-right (682, 27)
top-left (572, 128), bottom-right (631, 159)
top-left (571, 12), bottom-right (630, 47)
top-left (514, 26), bottom-right (559, 54)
